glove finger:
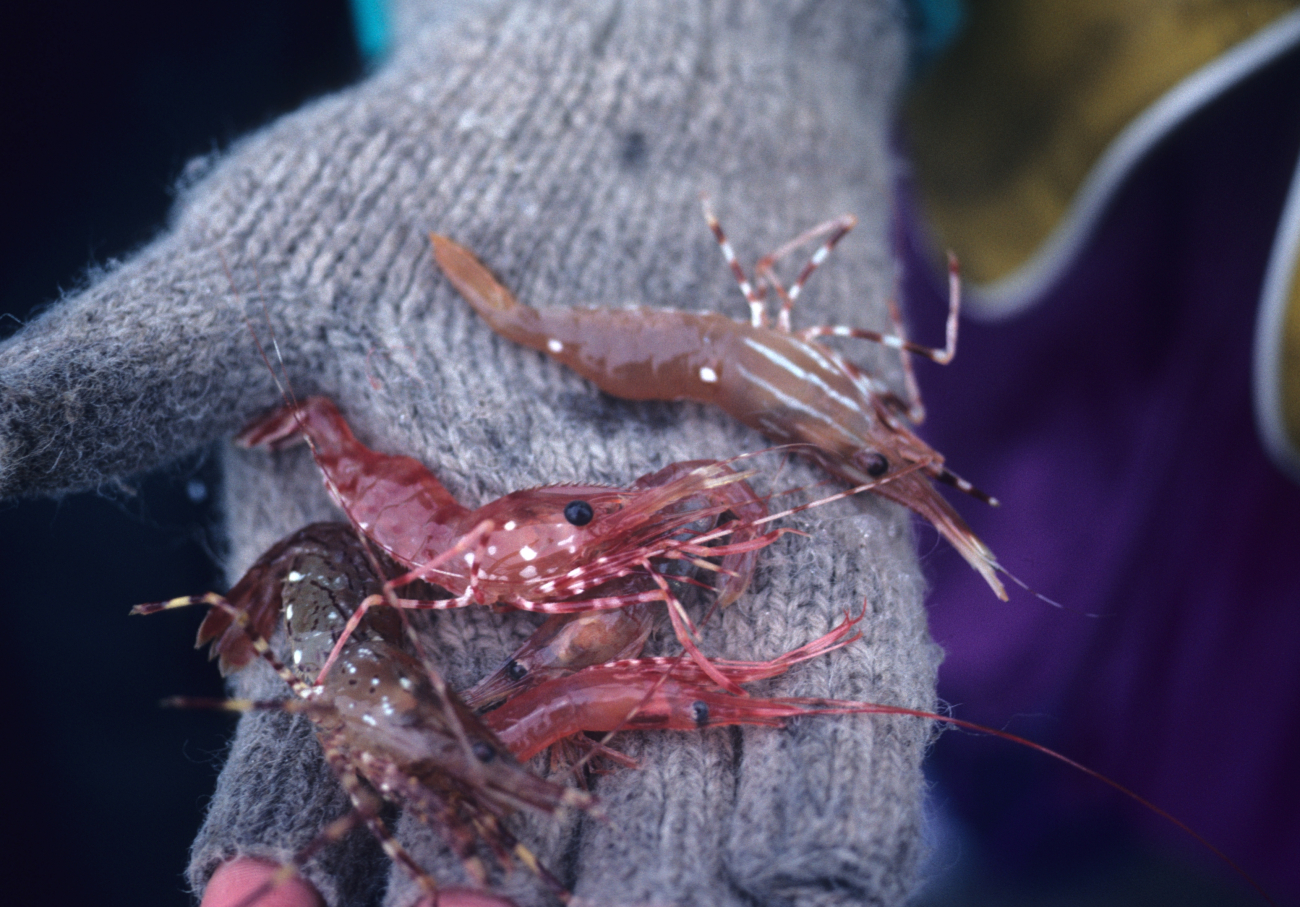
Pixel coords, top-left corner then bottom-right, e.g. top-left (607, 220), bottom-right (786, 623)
top-left (124, 1), bottom-right (926, 905)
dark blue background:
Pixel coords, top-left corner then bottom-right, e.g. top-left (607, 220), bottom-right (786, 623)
top-left (0, 4), bottom-right (359, 905)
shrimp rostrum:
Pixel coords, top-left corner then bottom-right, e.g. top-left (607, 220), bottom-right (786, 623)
top-left (431, 204), bottom-right (1008, 599)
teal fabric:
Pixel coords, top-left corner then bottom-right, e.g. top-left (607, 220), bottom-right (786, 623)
top-left (349, 0), bottom-right (391, 62)
top-left (905, 0), bottom-right (964, 76)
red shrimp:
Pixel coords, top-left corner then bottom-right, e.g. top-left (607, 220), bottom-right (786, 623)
top-left (235, 395), bottom-right (780, 692)
top-left (430, 209), bottom-right (1009, 600)
top-left (474, 622), bottom-right (1277, 905)
top-left (484, 611), bottom-right (865, 760)
top-left (460, 600), bottom-right (657, 711)
top-left (461, 462), bottom-right (931, 712)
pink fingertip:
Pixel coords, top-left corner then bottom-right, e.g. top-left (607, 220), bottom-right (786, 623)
top-left (202, 858), bottom-right (323, 907)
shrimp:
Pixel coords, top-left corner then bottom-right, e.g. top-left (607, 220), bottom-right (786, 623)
top-left (471, 620), bottom-right (1277, 906)
top-left (457, 457), bottom-right (773, 710)
top-left (140, 522), bottom-right (590, 905)
top-left (186, 521), bottom-right (413, 677)
top-left (484, 611), bottom-right (867, 760)
top-left (461, 457), bottom-right (941, 712)
top-left (235, 396), bottom-right (780, 693)
top-left (430, 207), bottom-right (1008, 600)
top-left (460, 601), bottom-right (658, 712)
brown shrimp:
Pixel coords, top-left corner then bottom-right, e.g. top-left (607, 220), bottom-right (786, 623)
top-left (140, 522), bottom-right (590, 905)
top-left (430, 207), bottom-right (1008, 600)
top-left (235, 395), bottom-right (780, 693)
top-left (186, 521), bottom-right (419, 677)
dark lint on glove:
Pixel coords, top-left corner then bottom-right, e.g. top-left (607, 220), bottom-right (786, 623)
top-left (0, 2), bottom-right (941, 905)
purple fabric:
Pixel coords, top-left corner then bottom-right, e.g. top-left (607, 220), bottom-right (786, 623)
top-left (897, 42), bottom-right (1300, 899)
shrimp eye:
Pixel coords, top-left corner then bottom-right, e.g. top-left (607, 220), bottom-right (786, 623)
top-left (506, 659), bottom-right (528, 682)
top-left (691, 700), bottom-right (710, 727)
top-left (864, 453), bottom-right (889, 477)
top-left (471, 741), bottom-right (497, 763)
top-left (564, 500), bottom-right (594, 526)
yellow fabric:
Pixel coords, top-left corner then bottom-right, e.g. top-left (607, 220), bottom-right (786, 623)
top-left (905, 0), bottom-right (1300, 284)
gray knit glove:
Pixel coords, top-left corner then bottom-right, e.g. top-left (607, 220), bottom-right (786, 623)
top-left (0, 2), bottom-right (940, 905)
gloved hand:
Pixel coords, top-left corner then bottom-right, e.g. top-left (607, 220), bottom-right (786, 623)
top-left (0, 2), bottom-right (940, 905)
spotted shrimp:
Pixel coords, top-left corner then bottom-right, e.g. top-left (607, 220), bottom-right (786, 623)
top-left (139, 522), bottom-right (590, 906)
top-left (233, 395), bottom-right (781, 693)
top-left (430, 204), bottom-right (1008, 600)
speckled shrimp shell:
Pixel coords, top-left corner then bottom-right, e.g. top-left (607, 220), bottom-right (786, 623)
top-left (139, 523), bottom-right (590, 905)
top-left (236, 395), bottom-right (783, 692)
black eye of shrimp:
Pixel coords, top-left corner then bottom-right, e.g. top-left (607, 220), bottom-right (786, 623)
top-left (506, 659), bottom-right (528, 682)
top-left (564, 500), bottom-right (594, 526)
top-left (691, 700), bottom-right (710, 727)
top-left (864, 453), bottom-right (889, 477)
top-left (471, 741), bottom-right (497, 763)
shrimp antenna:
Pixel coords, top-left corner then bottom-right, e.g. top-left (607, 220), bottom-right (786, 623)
top-left (220, 249), bottom-right (298, 410)
top-left (893, 705), bottom-right (1277, 906)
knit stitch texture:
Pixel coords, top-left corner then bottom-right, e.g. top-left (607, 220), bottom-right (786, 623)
top-left (0, 2), bottom-right (940, 905)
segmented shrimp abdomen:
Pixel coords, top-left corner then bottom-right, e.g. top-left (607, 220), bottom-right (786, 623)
top-left (238, 397), bottom-right (472, 571)
top-left (509, 305), bottom-right (746, 406)
top-left (196, 521), bottom-right (368, 676)
top-left (434, 232), bottom-right (730, 402)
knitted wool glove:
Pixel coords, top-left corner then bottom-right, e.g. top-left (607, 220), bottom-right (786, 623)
top-left (0, 2), bottom-right (941, 905)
